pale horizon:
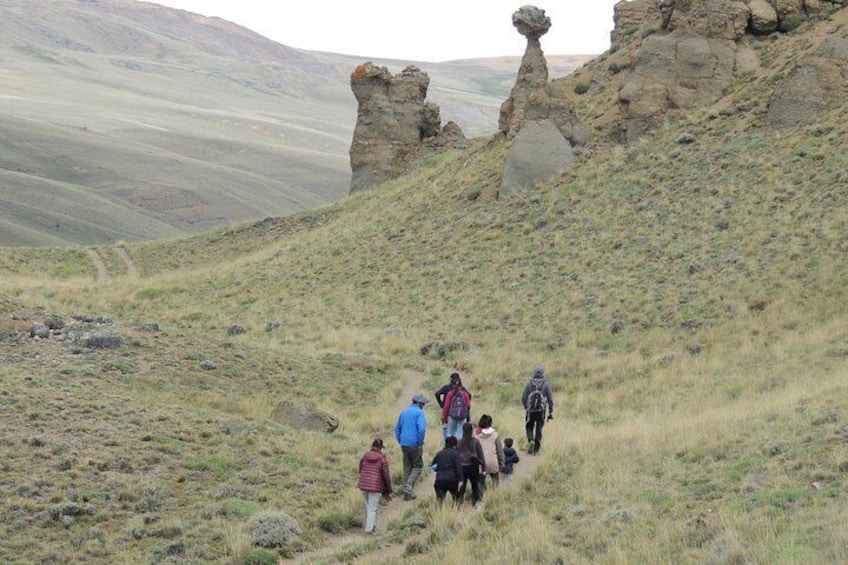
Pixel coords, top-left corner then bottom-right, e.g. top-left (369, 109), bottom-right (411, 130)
top-left (143, 0), bottom-right (620, 62)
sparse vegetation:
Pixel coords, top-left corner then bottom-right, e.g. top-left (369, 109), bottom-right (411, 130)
top-left (1, 4), bottom-right (848, 565)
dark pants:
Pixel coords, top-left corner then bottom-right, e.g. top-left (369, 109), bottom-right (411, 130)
top-left (526, 412), bottom-right (545, 454)
top-left (401, 446), bottom-right (423, 494)
top-left (458, 464), bottom-right (482, 504)
top-left (434, 479), bottom-right (460, 505)
top-left (479, 472), bottom-right (499, 497)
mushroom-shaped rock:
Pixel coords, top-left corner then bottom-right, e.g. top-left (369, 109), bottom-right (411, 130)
top-left (512, 5), bottom-right (551, 41)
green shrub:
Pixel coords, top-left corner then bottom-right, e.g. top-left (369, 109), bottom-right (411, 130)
top-left (574, 82), bottom-right (590, 95)
top-left (246, 510), bottom-right (300, 548)
top-left (316, 511), bottom-right (355, 533)
top-left (608, 62), bottom-right (629, 75)
top-left (781, 14), bottom-right (805, 32)
top-left (641, 26), bottom-right (657, 39)
top-left (240, 548), bottom-right (278, 565)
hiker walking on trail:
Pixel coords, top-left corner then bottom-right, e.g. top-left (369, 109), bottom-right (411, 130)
top-left (522, 365), bottom-right (554, 455)
top-left (456, 421), bottom-right (485, 505)
top-left (474, 414), bottom-right (504, 496)
top-left (441, 377), bottom-right (472, 440)
top-left (357, 438), bottom-right (392, 534)
top-left (430, 435), bottom-right (464, 506)
top-left (395, 394), bottom-right (429, 501)
top-left (501, 437), bottom-right (520, 480)
top-left (435, 373), bottom-right (472, 409)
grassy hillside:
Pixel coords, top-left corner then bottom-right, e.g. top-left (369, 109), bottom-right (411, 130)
top-left (1, 9), bottom-right (847, 565)
top-left (0, 0), bottom-right (588, 247)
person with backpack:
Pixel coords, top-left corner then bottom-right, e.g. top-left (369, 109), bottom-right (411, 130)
top-left (473, 414), bottom-right (504, 497)
top-left (522, 365), bottom-right (554, 455)
top-left (441, 378), bottom-right (472, 440)
top-left (357, 437), bottom-right (392, 534)
top-left (435, 373), bottom-right (472, 438)
top-left (456, 421), bottom-right (485, 506)
top-left (395, 394), bottom-right (429, 500)
top-left (435, 372), bottom-right (472, 409)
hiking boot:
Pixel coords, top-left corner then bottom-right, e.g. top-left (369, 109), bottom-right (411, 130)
top-left (403, 492), bottom-right (417, 501)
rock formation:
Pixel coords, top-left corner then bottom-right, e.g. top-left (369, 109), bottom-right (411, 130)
top-left (348, 62), bottom-right (465, 194)
top-left (767, 33), bottom-right (848, 127)
top-left (498, 6), bottom-right (588, 198)
top-left (609, 0), bottom-right (845, 141)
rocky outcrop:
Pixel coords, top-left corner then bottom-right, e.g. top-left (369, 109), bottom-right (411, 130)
top-left (767, 34), bottom-right (848, 126)
top-left (612, 0), bottom-right (664, 50)
top-left (348, 62), bottom-right (465, 193)
top-left (608, 0), bottom-right (844, 141)
top-left (498, 6), bottom-right (588, 198)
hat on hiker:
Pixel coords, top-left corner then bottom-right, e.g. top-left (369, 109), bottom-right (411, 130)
top-left (412, 394), bottom-right (430, 405)
top-left (533, 365), bottom-right (545, 379)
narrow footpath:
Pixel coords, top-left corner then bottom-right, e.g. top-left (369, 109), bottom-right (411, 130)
top-left (282, 369), bottom-right (544, 564)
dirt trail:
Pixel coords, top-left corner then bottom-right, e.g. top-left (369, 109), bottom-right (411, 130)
top-left (115, 246), bottom-right (138, 277)
top-left (282, 370), bottom-right (544, 564)
top-left (85, 249), bottom-right (109, 282)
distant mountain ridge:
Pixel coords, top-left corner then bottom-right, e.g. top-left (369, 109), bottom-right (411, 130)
top-left (0, 0), bottom-right (591, 246)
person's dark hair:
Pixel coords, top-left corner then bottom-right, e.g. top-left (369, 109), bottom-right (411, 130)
top-left (504, 437), bottom-right (514, 448)
top-left (478, 414), bottom-right (492, 429)
top-left (458, 422), bottom-right (475, 451)
top-left (450, 372), bottom-right (461, 386)
top-left (445, 436), bottom-right (458, 448)
top-left (371, 437), bottom-right (384, 449)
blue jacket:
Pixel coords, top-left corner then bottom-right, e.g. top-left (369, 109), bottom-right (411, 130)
top-left (395, 403), bottom-right (427, 447)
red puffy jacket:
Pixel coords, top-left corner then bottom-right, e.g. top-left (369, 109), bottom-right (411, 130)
top-left (358, 448), bottom-right (392, 494)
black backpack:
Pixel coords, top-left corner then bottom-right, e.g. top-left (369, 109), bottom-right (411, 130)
top-left (448, 391), bottom-right (468, 420)
top-left (526, 379), bottom-right (547, 415)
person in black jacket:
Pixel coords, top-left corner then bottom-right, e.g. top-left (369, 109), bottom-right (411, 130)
top-left (430, 436), bottom-right (464, 505)
top-left (522, 365), bottom-right (554, 454)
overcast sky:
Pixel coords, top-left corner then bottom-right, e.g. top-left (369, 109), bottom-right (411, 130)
top-left (145, 1), bottom-right (621, 62)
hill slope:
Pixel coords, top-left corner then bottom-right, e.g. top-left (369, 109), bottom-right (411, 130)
top-left (0, 6), bottom-right (846, 565)
top-left (0, 0), bottom-right (589, 247)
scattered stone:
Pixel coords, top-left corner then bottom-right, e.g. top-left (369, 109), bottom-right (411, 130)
top-left (83, 331), bottom-right (123, 349)
top-left (265, 321), bottom-right (281, 332)
top-left (271, 400), bottom-right (339, 433)
top-left (227, 325), bottom-right (246, 336)
top-left (200, 359), bottom-right (216, 371)
top-left (30, 324), bottom-right (50, 339)
top-left (763, 442), bottom-right (782, 456)
top-left (44, 315), bottom-right (65, 330)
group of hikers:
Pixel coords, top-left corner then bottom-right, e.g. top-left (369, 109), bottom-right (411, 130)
top-left (356, 365), bottom-right (554, 534)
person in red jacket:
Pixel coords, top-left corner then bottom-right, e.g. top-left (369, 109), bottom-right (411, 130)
top-left (441, 378), bottom-right (472, 440)
top-left (357, 437), bottom-right (393, 534)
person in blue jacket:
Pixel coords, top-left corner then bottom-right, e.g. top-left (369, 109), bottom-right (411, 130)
top-left (395, 394), bottom-right (429, 500)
